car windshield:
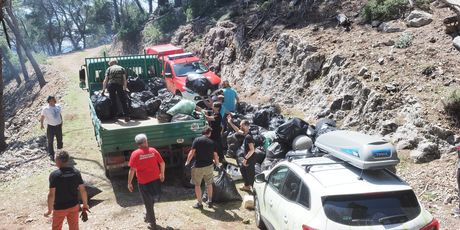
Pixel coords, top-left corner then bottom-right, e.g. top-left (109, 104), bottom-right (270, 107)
top-left (322, 190), bottom-right (421, 226)
top-left (174, 62), bottom-right (209, 76)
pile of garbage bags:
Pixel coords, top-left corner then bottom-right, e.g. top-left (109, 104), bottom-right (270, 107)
top-left (91, 76), bottom-right (201, 122)
top-left (222, 105), bottom-right (339, 175)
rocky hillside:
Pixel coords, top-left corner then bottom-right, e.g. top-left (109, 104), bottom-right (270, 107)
top-left (167, 0), bottom-right (460, 161)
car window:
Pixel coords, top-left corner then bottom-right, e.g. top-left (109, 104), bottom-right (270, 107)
top-left (280, 172), bottom-right (301, 201)
top-left (298, 182), bottom-right (310, 208)
top-left (165, 64), bottom-right (172, 74)
top-left (174, 62), bottom-right (209, 76)
top-left (322, 190), bottom-right (421, 226)
top-left (268, 166), bottom-right (289, 192)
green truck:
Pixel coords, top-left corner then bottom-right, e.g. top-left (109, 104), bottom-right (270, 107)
top-left (80, 54), bottom-right (206, 178)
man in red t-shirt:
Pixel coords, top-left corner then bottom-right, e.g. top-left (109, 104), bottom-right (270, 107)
top-left (128, 134), bottom-right (165, 230)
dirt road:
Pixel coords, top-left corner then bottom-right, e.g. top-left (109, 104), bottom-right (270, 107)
top-left (0, 47), bottom-right (257, 230)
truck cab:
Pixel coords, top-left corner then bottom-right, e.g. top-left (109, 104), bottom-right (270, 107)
top-left (145, 44), bottom-right (221, 100)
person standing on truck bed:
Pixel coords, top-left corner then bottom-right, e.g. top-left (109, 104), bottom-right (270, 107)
top-left (40, 96), bottom-right (63, 161)
top-left (102, 58), bottom-right (130, 122)
top-left (44, 150), bottom-right (89, 230)
top-left (185, 126), bottom-right (220, 209)
top-left (227, 118), bottom-right (255, 193)
top-left (204, 102), bottom-right (224, 162)
top-left (128, 134), bottom-right (165, 230)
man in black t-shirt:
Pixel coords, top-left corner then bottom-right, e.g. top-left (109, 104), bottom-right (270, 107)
top-left (45, 150), bottom-right (89, 230)
top-left (205, 102), bottom-right (224, 161)
top-left (227, 118), bottom-right (255, 193)
top-left (185, 126), bottom-right (220, 209)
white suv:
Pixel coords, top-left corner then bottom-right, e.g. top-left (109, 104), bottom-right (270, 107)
top-left (253, 156), bottom-right (439, 230)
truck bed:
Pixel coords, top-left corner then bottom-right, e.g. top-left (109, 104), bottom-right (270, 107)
top-left (101, 117), bottom-right (159, 130)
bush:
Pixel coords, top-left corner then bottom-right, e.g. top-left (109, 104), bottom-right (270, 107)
top-left (444, 90), bottom-right (460, 117)
top-left (395, 32), bottom-right (413, 48)
top-left (361, 0), bottom-right (409, 22)
top-left (117, 4), bottom-right (148, 40)
top-left (143, 7), bottom-right (186, 44)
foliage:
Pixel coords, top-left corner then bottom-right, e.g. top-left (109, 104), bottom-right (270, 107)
top-left (444, 90), bottom-right (460, 118)
top-left (361, 0), bottom-right (408, 22)
top-left (394, 32), bottom-right (413, 48)
top-left (143, 7), bottom-right (186, 44)
top-left (117, 3), bottom-right (148, 40)
top-left (32, 52), bottom-right (49, 65)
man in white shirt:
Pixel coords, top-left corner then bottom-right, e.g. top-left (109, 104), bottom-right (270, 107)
top-left (40, 96), bottom-right (63, 161)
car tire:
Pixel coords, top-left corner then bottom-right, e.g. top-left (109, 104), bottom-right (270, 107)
top-left (254, 195), bottom-right (266, 229)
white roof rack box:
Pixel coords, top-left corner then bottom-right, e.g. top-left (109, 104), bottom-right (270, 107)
top-left (315, 130), bottom-right (399, 170)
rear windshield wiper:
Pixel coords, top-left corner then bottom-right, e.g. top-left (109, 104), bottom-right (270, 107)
top-left (378, 214), bottom-right (408, 224)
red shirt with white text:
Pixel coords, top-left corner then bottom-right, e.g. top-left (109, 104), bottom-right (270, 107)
top-left (128, 147), bottom-right (164, 184)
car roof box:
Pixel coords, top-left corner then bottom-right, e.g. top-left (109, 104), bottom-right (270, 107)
top-left (315, 130), bottom-right (399, 170)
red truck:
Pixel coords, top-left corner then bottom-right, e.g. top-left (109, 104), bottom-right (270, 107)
top-left (145, 44), bottom-right (221, 100)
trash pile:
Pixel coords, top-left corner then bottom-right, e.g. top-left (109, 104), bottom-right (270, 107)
top-left (91, 76), bottom-right (201, 123)
top-left (223, 102), bottom-right (339, 176)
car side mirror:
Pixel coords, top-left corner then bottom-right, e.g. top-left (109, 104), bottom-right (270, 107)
top-left (165, 72), bottom-right (172, 78)
top-left (255, 173), bottom-right (267, 183)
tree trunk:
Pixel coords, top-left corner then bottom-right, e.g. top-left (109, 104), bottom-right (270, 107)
top-left (113, 0), bottom-right (121, 26)
top-left (2, 52), bottom-right (21, 85)
top-left (16, 45), bottom-right (30, 82)
top-left (0, 0), bottom-right (8, 151)
top-left (5, 14), bottom-right (46, 88)
top-left (134, 0), bottom-right (145, 14)
top-left (148, 0), bottom-right (153, 14)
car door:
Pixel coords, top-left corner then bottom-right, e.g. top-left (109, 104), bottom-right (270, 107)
top-left (163, 63), bottom-right (175, 93)
top-left (278, 171), bottom-right (302, 230)
top-left (289, 182), bottom-right (315, 230)
top-left (264, 166), bottom-right (289, 230)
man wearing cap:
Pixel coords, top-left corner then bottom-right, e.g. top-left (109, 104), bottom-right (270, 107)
top-left (102, 58), bottom-right (130, 122)
top-left (40, 96), bottom-right (63, 161)
top-left (128, 134), bottom-right (165, 229)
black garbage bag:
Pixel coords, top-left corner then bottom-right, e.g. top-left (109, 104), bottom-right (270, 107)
top-left (315, 118), bottom-right (338, 140)
top-left (253, 134), bottom-right (265, 148)
top-left (129, 99), bottom-right (148, 119)
top-left (171, 113), bottom-right (196, 122)
top-left (202, 167), bottom-right (242, 203)
top-left (157, 88), bottom-right (174, 100)
top-left (275, 118), bottom-right (309, 145)
top-left (145, 98), bottom-right (162, 116)
top-left (266, 142), bottom-right (290, 159)
top-left (226, 132), bottom-right (245, 158)
top-left (78, 183), bottom-right (102, 202)
top-left (253, 147), bottom-right (266, 164)
top-left (285, 149), bottom-right (314, 160)
top-left (127, 76), bottom-right (146, 92)
top-left (92, 93), bottom-right (113, 121)
top-left (237, 102), bottom-right (257, 115)
top-left (253, 109), bottom-right (271, 128)
top-left (140, 91), bottom-right (156, 102)
top-left (147, 78), bottom-right (165, 95)
top-left (185, 73), bottom-right (212, 96)
top-left (156, 111), bottom-right (173, 123)
top-left (261, 158), bottom-right (284, 171)
top-left (269, 116), bottom-right (286, 131)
